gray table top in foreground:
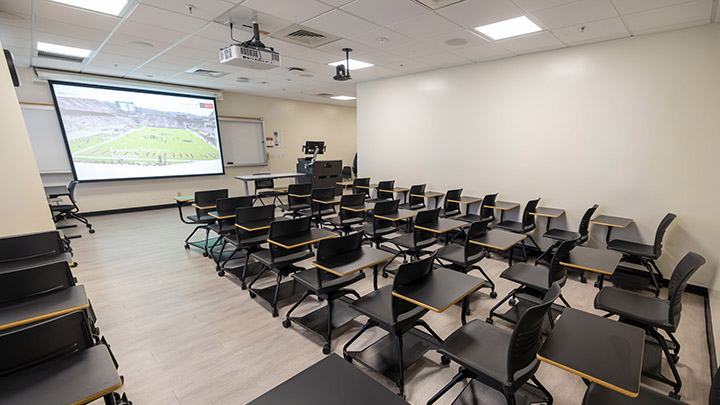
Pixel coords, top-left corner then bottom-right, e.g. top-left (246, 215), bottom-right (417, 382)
top-left (392, 268), bottom-right (486, 312)
top-left (485, 201), bottom-right (520, 210)
top-left (470, 229), bottom-right (527, 251)
top-left (530, 207), bottom-right (565, 218)
top-left (314, 246), bottom-right (394, 277)
top-left (267, 228), bottom-right (338, 249)
top-left (560, 247), bottom-right (623, 275)
top-left (537, 308), bottom-right (645, 398)
top-left (374, 209), bottom-right (417, 221)
top-left (447, 196), bottom-right (483, 204)
top-left (248, 354), bottom-right (408, 405)
top-left (0, 285), bottom-right (89, 331)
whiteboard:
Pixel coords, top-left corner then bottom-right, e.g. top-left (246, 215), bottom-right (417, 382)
top-left (218, 117), bottom-right (267, 166)
top-left (21, 104), bottom-right (73, 174)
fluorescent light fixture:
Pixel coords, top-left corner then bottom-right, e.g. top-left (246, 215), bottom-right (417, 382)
top-left (37, 42), bottom-right (92, 58)
top-left (331, 95), bottom-right (356, 101)
top-left (328, 59), bottom-right (374, 70)
top-left (475, 16), bottom-right (541, 40)
top-left (47, 0), bottom-right (129, 16)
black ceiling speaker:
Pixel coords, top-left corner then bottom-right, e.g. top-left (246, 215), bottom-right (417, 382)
top-left (3, 49), bottom-right (20, 87)
top-left (333, 48), bottom-right (352, 81)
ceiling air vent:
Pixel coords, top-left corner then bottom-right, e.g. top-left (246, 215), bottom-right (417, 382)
top-left (185, 68), bottom-right (229, 78)
top-left (315, 93), bottom-right (333, 98)
top-left (271, 24), bottom-right (340, 48)
top-left (413, 0), bottom-right (466, 10)
top-left (36, 51), bottom-right (85, 63)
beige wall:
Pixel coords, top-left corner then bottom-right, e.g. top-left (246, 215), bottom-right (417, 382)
top-left (711, 265), bottom-right (720, 366)
top-left (14, 67), bottom-right (357, 211)
top-left (0, 41), bottom-right (55, 237)
top-left (357, 23), bottom-right (720, 288)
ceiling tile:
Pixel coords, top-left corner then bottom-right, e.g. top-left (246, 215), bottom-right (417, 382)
top-left (0, 25), bottom-right (31, 41)
top-left (0, 13), bottom-right (31, 31)
top-left (511, 0), bottom-right (580, 13)
top-left (0, 0), bottom-right (32, 15)
top-left (551, 16), bottom-right (629, 45)
top-left (195, 21), bottom-right (235, 41)
top-left (317, 0), bottom-right (355, 6)
top-left (423, 29), bottom-right (489, 50)
top-left (34, 31), bottom-right (102, 50)
top-left (241, 0), bottom-right (332, 24)
top-left (262, 37), bottom-right (315, 57)
top-left (384, 59), bottom-right (436, 74)
top-left (351, 50), bottom-right (404, 65)
top-left (102, 36), bottom-right (172, 58)
top-left (35, 1), bottom-right (119, 31)
top-left (530, 0), bottom-right (618, 29)
top-left (416, 51), bottom-right (471, 68)
top-left (316, 39), bottom-right (376, 56)
top-left (496, 31), bottom-right (565, 54)
top-left (292, 48), bottom-right (340, 64)
top-left (387, 13), bottom-right (462, 40)
top-left (304, 9), bottom-right (379, 38)
top-left (612, 0), bottom-right (698, 15)
top-left (82, 65), bottom-right (134, 77)
top-left (127, 3), bottom-right (208, 33)
top-left (448, 42), bottom-right (514, 61)
top-left (35, 17), bottom-right (112, 43)
top-left (164, 45), bottom-right (219, 60)
top-left (116, 20), bottom-right (188, 44)
top-left (623, 0), bottom-right (713, 34)
top-left (349, 27), bottom-right (414, 49)
top-left (177, 33), bottom-right (227, 52)
top-left (91, 52), bottom-right (147, 66)
top-left (387, 40), bottom-right (443, 58)
top-left (436, 0), bottom-right (525, 29)
top-left (340, 0), bottom-right (427, 26)
top-left (141, 0), bottom-right (235, 21)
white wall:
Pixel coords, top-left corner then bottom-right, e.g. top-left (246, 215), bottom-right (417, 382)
top-left (357, 23), bottom-right (720, 287)
top-left (14, 67), bottom-right (357, 212)
top-left (0, 41), bottom-right (55, 237)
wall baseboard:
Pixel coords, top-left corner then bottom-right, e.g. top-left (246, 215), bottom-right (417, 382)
top-left (83, 203), bottom-right (176, 216)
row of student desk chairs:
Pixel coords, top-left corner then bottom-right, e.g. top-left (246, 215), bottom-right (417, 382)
top-left (182, 183), bottom-right (704, 402)
top-left (0, 230), bottom-right (130, 404)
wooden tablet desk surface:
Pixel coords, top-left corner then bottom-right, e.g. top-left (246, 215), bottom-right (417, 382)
top-left (313, 198), bottom-right (341, 205)
top-left (192, 203), bottom-right (216, 210)
top-left (314, 246), bottom-right (394, 277)
top-left (374, 209), bottom-right (417, 221)
top-left (356, 184), bottom-right (378, 189)
top-left (342, 203), bottom-right (374, 212)
top-left (531, 207), bottom-right (565, 218)
top-left (414, 218), bottom-right (467, 234)
top-left (235, 217), bottom-right (287, 232)
top-left (470, 229), bottom-right (527, 265)
top-left (0, 285), bottom-right (89, 331)
top-left (447, 196), bottom-right (483, 204)
top-left (485, 201), bottom-right (519, 210)
top-left (591, 214), bottom-right (634, 243)
top-left (267, 228), bottom-right (337, 249)
top-left (560, 246), bottom-right (622, 289)
top-left (538, 308), bottom-right (645, 398)
top-left (248, 354), bottom-right (408, 405)
top-left (336, 181), bottom-right (353, 187)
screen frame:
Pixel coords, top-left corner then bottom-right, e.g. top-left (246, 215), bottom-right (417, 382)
top-left (48, 80), bottom-right (225, 183)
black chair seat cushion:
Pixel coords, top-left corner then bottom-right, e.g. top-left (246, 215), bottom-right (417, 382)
top-left (607, 239), bottom-right (656, 259)
top-left (500, 263), bottom-right (562, 291)
top-left (279, 203), bottom-right (311, 212)
top-left (436, 245), bottom-right (484, 267)
top-left (258, 189), bottom-right (287, 197)
top-left (439, 319), bottom-right (518, 387)
top-left (495, 221), bottom-right (530, 233)
top-left (186, 215), bottom-right (214, 224)
top-left (439, 209), bottom-right (460, 218)
top-left (594, 287), bottom-right (671, 330)
top-left (361, 224), bottom-right (396, 238)
top-left (224, 233), bottom-right (268, 247)
top-left (251, 249), bottom-right (313, 268)
top-left (298, 207), bottom-right (335, 217)
top-left (293, 268), bottom-right (365, 295)
top-left (582, 382), bottom-right (684, 405)
top-left (350, 286), bottom-right (427, 329)
top-left (399, 202), bottom-right (424, 210)
top-left (543, 228), bottom-right (581, 242)
top-left (328, 216), bottom-right (363, 227)
top-left (366, 198), bottom-right (392, 204)
top-left (208, 223), bottom-right (234, 234)
top-left (455, 214), bottom-right (485, 223)
top-left (389, 233), bottom-right (435, 251)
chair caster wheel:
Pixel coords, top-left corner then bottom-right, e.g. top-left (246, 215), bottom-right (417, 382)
top-left (272, 309), bottom-right (279, 317)
top-left (382, 273), bottom-right (388, 278)
top-left (344, 354), bottom-right (353, 363)
top-left (669, 392), bottom-right (680, 400)
top-left (217, 271), bottom-right (224, 277)
top-left (318, 297), bottom-right (324, 302)
top-left (672, 355), bottom-right (679, 363)
top-left (486, 317), bottom-right (494, 324)
top-left (184, 244), bottom-right (190, 250)
top-left (322, 344), bottom-right (331, 355)
top-left (580, 277), bottom-right (587, 283)
top-left (203, 252), bottom-right (209, 257)
top-left (89, 228), bottom-right (95, 234)
top-left (490, 291), bottom-right (497, 299)
top-left (241, 284), bottom-right (247, 290)
top-left (282, 319), bottom-right (291, 328)
top-left (441, 355), bottom-right (450, 365)
top-left (509, 299), bottom-right (516, 306)
top-left (249, 292), bottom-right (256, 299)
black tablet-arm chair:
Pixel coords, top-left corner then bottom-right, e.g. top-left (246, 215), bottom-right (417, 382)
top-left (536, 204), bottom-right (599, 281)
top-left (329, 193), bottom-right (366, 234)
top-left (487, 239), bottom-right (575, 327)
top-left (253, 173), bottom-right (287, 206)
top-left (495, 198), bottom-right (541, 260)
top-left (248, 217), bottom-right (315, 317)
top-left (435, 219), bottom-right (497, 299)
top-left (0, 230), bottom-right (74, 271)
top-left (352, 177), bottom-right (371, 199)
top-left (0, 311), bottom-right (130, 405)
top-left (362, 199), bottom-right (400, 248)
top-left (439, 189), bottom-right (462, 218)
top-left (367, 180), bottom-right (395, 203)
top-left (50, 180), bottom-right (94, 234)
top-left (607, 213), bottom-right (676, 297)
top-left (342, 166), bottom-right (352, 180)
top-left (217, 205), bottom-right (275, 286)
top-left (299, 187), bottom-right (336, 228)
top-left (399, 184), bottom-right (426, 210)
top-left (208, 196), bottom-right (254, 264)
top-left (282, 233), bottom-right (366, 354)
top-left (383, 208), bottom-right (440, 277)
top-left (343, 255), bottom-right (446, 398)
top-left (428, 283), bottom-right (560, 405)
top-left (594, 252), bottom-right (705, 399)
top-left (280, 183), bottom-right (312, 218)
top-left (480, 192), bottom-right (498, 223)
top-left (184, 189), bottom-right (228, 256)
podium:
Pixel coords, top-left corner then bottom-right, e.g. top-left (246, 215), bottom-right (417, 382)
top-left (296, 159), bottom-right (342, 195)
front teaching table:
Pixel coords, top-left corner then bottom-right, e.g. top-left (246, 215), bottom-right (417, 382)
top-left (235, 173), bottom-right (306, 196)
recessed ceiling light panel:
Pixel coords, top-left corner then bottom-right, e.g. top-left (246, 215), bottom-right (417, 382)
top-left (328, 59), bottom-right (374, 70)
top-left (37, 42), bottom-right (92, 58)
top-left (475, 16), bottom-right (541, 40)
top-left (47, 0), bottom-right (130, 16)
top-left (331, 95), bottom-right (356, 101)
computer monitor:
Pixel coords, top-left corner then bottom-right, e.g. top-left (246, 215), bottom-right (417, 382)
top-left (303, 141), bottom-right (325, 155)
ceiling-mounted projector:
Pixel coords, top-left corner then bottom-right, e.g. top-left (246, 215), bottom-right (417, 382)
top-left (219, 22), bottom-right (280, 70)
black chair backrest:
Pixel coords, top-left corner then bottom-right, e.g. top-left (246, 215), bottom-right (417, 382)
top-left (522, 198), bottom-right (541, 229)
top-left (480, 193), bottom-right (498, 220)
top-left (408, 184), bottom-right (426, 208)
top-left (0, 261), bottom-right (75, 304)
top-left (269, 216), bottom-right (312, 259)
top-left (667, 252), bottom-right (705, 329)
top-left (194, 189), bottom-right (228, 216)
top-left (653, 213), bottom-right (677, 258)
top-left (253, 173), bottom-right (274, 190)
top-left (373, 199), bottom-right (399, 234)
top-left (391, 254), bottom-right (434, 323)
top-left (342, 166), bottom-right (352, 179)
top-left (352, 178), bottom-right (370, 196)
top-left (414, 208), bottom-right (439, 247)
top-left (464, 219), bottom-right (491, 263)
top-left (0, 311), bottom-right (93, 377)
top-left (339, 193), bottom-right (366, 222)
top-left (443, 189), bottom-right (463, 214)
top-left (287, 183), bottom-right (312, 209)
top-left (235, 205), bottom-right (275, 242)
top-left (507, 283), bottom-right (561, 384)
top-left (216, 196), bottom-right (254, 223)
top-left (0, 231), bottom-right (65, 263)
top-left (67, 180), bottom-right (79, 206)
top-left (710, 366), bottom-right (720, 405)
top-left (317, 232), bottom-right (362, 262)
top-left (548, 239), bottom-right (576, 285)
top-left (310, 187), bottom-right (335, 214)
top-left (577, 204), bottom-right (599, 244)
top-left (376, 180), bottom-right (395, 200)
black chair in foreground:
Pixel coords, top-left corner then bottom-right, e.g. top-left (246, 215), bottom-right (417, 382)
top-left (217, 205), bottom-right (275, 286)
top-left (328, 193), bottom-right (366, 234)
top-left (362, 199), bottom-right (399, 248)
top-left (352, 177), bottom-right (371, 199)
top-left (383, 208), bottom-right (440, 277)
top-left (594, 252), bottom-right (705, 399)
top-left (343, 255), bottom-right (446, 398)
top-left (583, 365), bottom-right (719, 405)
top-left (439, 189), bottom-right (462, 218)
top-left (399, 184), bottom-right (426, 210)
top-left (280, 183), bottom-right (312, 218)
top-left (282, 233), bottom-right (366, 354)
top-left (607, 213), bottom-right (676, 297)
top-left (208, 196), bottom-right (254, 264)
top-left (494, 197), bottom-right (542, 260)
top-left (184, 189), bottom-right (228, 256)
top-left (487, 239), bottom-right (575, 327)
top-left (435, 219), bottom-right (497, 299)
top-left (0, 311), bottom-right (130, 405)
top-left (253, 172), bottom-right (287, 206)
top-left (0, 230), bottom-right (74, 271)
top-left (427, 283), bottom-right (560, 405)
top-left (248, 216), bottom-right (315, 317)
top-left (50, 180), bottom-right (94, 234)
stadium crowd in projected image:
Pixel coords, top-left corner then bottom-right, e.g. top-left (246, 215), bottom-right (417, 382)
top-left (50, 82), bottom-right (224, 181)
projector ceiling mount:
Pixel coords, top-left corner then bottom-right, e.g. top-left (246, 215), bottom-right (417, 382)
top-left (334, 48), bottom-right (352, 81)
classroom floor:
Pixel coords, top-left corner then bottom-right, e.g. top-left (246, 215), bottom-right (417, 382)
top-left (66, 207), bottom-right (712, 405)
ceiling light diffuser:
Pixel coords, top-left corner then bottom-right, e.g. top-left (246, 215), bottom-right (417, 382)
top-left (37, 42), bottom-right (92, 58)
top-left (475, 16), bottom-right (541, 40)
top-left (47, 0), bottom-right (129, 16)
top-left (331, 96), bottom-right (356, 101)
top-left (328, 59), bottom-right (374, 70)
